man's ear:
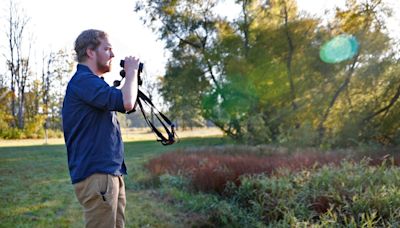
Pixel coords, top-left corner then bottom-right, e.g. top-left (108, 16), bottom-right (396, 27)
top-left (86, 48), bottom-right (95, 59)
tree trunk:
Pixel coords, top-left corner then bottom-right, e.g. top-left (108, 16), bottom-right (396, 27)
top-left (317, 56), bottom-right (358, 143)
top-left (282, 2), bottom-right (298, 113)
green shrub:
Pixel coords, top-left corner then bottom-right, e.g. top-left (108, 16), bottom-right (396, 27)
top-left (45, 129), bottom-right (63, 138)
top-left (160, 174), bottom-right (190, 189)
top-left (161, 157), bottom-right (400, 226)
top-left (0, 116), bottom-right (63, 140)
top-left (278, 121), bottom-right (318, 148)
top-left (224, 159), bottom-right (400, 226)
top-left (24, 115), bottom-right (46, 139)
top-left (242, 113), bottom-right (273, 145)
top-left (0, 128), bottom-right (25, 139)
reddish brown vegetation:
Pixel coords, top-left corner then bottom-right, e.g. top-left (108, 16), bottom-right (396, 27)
top-left (145, 146), bottom-right (400, 194)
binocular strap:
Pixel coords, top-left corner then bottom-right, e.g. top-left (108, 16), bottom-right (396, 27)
top-left (128, 90), bottom-right (178, 145)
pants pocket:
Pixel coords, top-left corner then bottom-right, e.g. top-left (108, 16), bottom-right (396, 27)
top-left (74, 174), bottom-right (115, 208)
top-left (97, 174), bottom-right (114, 206)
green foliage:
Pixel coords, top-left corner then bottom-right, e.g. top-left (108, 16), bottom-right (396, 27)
top-left (160, 52), bottom-right (210, 129)
top-left (160, 174), bottom-right (190, 189)
top-left (241, 113), bottom-right (273, 144)
top-left (24, 115), bottom-right (46, 139)
top-left (0, 113), bottom-right (63, 139)
top-left (235, 158), bottom-right (399, 227)
top-left (0, 127), bottom-right (24, 139)
top-left (278, 121), bottom-right (318, 147)
top-left (202, 73), bottom-right (260, 139)
top-left (135, 0), bottom-right (400, 147)
top-left (0, 111), bottom-right (11, 136)
top-left (217, 158), bottom-right (400, 227)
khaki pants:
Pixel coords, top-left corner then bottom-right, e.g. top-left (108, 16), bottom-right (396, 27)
top-left (74, 173), bottom-right (126, 228)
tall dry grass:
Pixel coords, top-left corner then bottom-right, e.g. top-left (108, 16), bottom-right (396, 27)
top-left (146, 145), bottom-right (400, 194)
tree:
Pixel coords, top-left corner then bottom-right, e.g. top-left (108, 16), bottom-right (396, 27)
top-left (161, 51), bottom-right (210, 129)
top-left (135, 0), bottom-right (400, 146)
top-left (135, 0), bottom-right (319, 141)
top-left (135, 0), bottom-right (222, 129)
top-left (316, 0), bottom-right (393, 144)
top-left (41, 49), bottom-right (73, 132)
top-left (5, 0), bottom-right (33, 129)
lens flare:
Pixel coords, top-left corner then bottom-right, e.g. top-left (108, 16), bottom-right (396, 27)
top-left (320, 34), bottom-right (359, 64)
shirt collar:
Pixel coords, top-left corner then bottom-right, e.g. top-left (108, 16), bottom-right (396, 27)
top-left (77, 64), bottom-right (93, 73)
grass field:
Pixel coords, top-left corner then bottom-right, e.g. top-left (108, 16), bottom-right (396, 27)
top-left (2, 131), bottom-right (400, 227)
top-left (0, 136), bottom-right (227, 228)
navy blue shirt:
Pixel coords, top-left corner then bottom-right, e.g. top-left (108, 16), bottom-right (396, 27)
top-left (62, 64), bottom-right (127, 184)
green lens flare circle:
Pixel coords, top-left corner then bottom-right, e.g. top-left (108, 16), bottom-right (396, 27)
top-left (320, 34), bottom-right (359, 64)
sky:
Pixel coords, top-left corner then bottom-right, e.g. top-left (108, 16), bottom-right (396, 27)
top-left (0, 0), bottom-right (168, 85)
top-left (0, 0), bottom-right (399, 85)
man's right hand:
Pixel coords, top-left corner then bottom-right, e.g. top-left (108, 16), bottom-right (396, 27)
top-left (121, 56), bottom-right (140, 111)
top-left (123, 56), bottom-right (140, 78)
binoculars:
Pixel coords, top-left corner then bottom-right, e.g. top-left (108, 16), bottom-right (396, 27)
top-left (114, 60), bottom-right (144, 87)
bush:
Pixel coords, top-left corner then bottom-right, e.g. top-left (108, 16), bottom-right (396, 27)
top-left (222, 159), bottom-right (400, 226)
top-left (0, 114), bottom-right (63, 140)
top-left (0, 128), bottom-right (25, 139)
top-left (45, 129), bottom-right (63, 138)
top-left (241, 113), bottom-right (273, 145)
top-left (146, 146), bottom-right (400, 226)
top-left (278, 121), bottom-right (319, 148)
top-left (24, 115), bottom-right (46, 139)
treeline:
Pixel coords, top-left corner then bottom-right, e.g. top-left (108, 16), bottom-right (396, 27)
top-left (0, 1), bottom-right (74, 139)
top-left (135, 0), bottom-right (400, 147)
top-left (0, 0), bottom-right (162, 140)
top-left (0, 44), bottom-right (73, 139)
top-left (2, 0), bottom-right (400, 148)
top-left (0, 1), bottom-right (153, 139)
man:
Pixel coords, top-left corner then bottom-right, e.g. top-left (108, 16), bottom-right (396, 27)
top-left (62, 29), bottom-right (139, 228)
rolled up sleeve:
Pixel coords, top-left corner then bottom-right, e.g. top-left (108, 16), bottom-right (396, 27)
top-left (71, 74), bottom-right (126, 113)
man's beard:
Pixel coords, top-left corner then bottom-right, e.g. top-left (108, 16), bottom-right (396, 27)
top-left (97, 60), bottom-right (111, 74)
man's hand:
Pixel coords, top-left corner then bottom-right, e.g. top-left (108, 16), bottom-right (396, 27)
top-left (121, 56), bottom-right (140, 111)
top-left (122, 56), bottom-right (140, 78)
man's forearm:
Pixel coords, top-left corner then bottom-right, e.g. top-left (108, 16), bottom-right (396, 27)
top-left (121, 71), bottom-right (138, 111)
top-left (120, 57), bottom-right (140, 111)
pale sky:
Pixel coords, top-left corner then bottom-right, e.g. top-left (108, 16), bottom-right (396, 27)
top-left (1, 0), bottom-right (399, 85)
top-left (0, 0), bottom-right (169, 85)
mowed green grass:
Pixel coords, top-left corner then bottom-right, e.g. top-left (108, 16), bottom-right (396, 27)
top-left (0, 137), bottom-right (226, 228)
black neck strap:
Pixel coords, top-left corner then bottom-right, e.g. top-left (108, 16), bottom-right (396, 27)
top-left (114, 61), bottom-right (178, 146)
top-left (127, 90), bottom-right (178, 145)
